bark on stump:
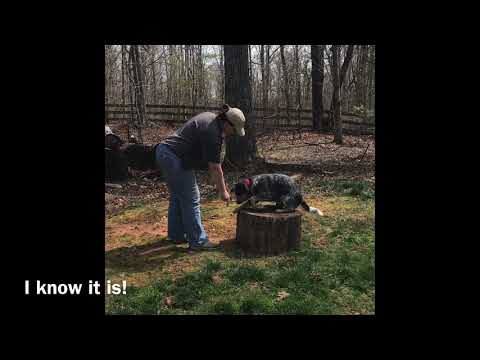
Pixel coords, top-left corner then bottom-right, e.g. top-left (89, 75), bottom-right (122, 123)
top-left (236, 208), bottom-right (302, 255)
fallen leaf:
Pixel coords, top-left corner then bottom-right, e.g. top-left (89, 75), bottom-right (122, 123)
top-left (276, 290), bottom-right (290, 302)
top-left (212, 275), bottom-right (223, 284)
top-left (164, 296), bottom-right (174, 307)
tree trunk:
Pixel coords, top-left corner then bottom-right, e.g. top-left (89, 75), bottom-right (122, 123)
top-left (219, 45), bottom-right (224, 104)
top-left (224, 45), bottom-right (256, 167)
top-left (236, 208), bottom-right (303, 255)
top-left (248, 45), bottom-right (253, 98)
top-left (367, 45), bottom-right (375, 110)
top-left (191, 45), bottom-right (196, 111)
top-left (311, 45), bottom-right (325, 131)
top-left (340, 45), bottom-right (355, 113)
top-left (339, 45), bottom-right (355, 89)
top-left (104, 45), bottom-right (109, 104)
top-left (331, 45), bottom-right (342, 144)
top-left (127, 46), bottom-right (136, 137)
top-left (265, 45), bottom-right (270, 111)
top-left (280, 45), bottom-right (291, 124)
top-left (303, 55), bottom-right (311, 109)
top-left (260, 45), bottom-right (266, 110)
top-left (105, 45), bottom-right (113, 104)
top-left (150, 46), bottom-right (157, 104)
top-left (294, 45), bottom-right (302, 127)
top-left (167, 45), bottom-right (173, 105)
top-left (128, 45), bottom-right (146, 143)
top-left (179, 45), bottom-right (185, 109)
top-left (329, 45), bottom-right (354, 114)
top-left (121, 45), bottom-right (130, 139)
top-left (356, 45), bottom-right (368, 108)
top-left (197, 45), bottom-right (205, 107)
top-left (185, 45), bottom-right (191, 106)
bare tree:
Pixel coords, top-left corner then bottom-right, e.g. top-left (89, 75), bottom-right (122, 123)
top-left (367, 45), bottom-right (375, 110)
top-left (280, 45), bottom-right (291, 123)
top-left (260, 45), bottom-right (266, 109)
top-left (259, 45), bottom-right (272, 114)
top-left (311, 45), bottom-right (325, 131)
top-left (265, 45), bottom-right (271, 110)
top-left (356, 45), bottom-right (368, 108)
top-left (294, 45), bottom-right (302, 127)
top-left (105, 45), bottom-right (118, 104)
top-left (328, 45), bottom-right (355, 114)
top-left (166, 45), bottom-right (173, 105)
top-left (120, 45), bottom-right (131, 139)
top-left (224, 45), bottom-right (256, 167)
top-left (331, 45), bottom-right (342, 144)
top-left (149, 46), bottom-right (158, 104)
top-left (128, 45), bottom-right (147, 143)
top-left (339, 45), bottom-right (355, 91)
top-left (105, 44), bottom-right (374, 132)
top-left (219, 45), bottom-right (224, 103)
top-left (197, 45), bottom-right (205, 108)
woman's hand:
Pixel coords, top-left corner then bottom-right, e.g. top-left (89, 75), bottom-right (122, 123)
top-left (208, 162), bottom-right (230, 206)
top-left (221, 190), bottom-right (231, 206)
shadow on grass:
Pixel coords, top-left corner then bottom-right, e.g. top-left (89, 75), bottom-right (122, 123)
top-left (105, 238), bottom-right (188, 273)
top-left (105, 236), bottom-right (246, 274)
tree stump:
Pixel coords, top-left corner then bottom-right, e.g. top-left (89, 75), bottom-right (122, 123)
top-left (236, 206), bottom-right (303, 255)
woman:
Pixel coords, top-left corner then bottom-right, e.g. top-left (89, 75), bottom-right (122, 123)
top-left (156, 104), bottom-right (246, 251)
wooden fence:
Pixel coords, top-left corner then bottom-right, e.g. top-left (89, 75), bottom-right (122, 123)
top-left (105, 103), bottom-right (375, 134)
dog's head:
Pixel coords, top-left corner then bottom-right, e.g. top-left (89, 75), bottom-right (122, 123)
top-left (231, 178), bottom-right (253, 204)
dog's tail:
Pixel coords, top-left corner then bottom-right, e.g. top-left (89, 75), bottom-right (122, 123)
top-left (300, 200), bottom-right (324, 219)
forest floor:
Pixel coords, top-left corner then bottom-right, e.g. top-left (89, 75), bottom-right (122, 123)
top-left (105, 122), bottom-right (375, 315)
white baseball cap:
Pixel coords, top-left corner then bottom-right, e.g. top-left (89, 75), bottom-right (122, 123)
top-left (223, 105), bottom-right (246, 137)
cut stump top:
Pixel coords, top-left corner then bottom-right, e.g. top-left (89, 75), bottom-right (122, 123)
top-left (238, 208), bottom-right (303, 219)
top-left (237, 204), bottom-right (302, 219)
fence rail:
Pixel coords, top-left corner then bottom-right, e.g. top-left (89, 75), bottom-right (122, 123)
top-left (104, 103), bottom-right (375, 133)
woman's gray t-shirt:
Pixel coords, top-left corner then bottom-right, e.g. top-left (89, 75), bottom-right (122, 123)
top-left (160, 112), bottom-right (224, 170)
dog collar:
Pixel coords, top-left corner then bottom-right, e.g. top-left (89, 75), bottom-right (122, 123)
top-left (243, 178), bottom-right (253, 189)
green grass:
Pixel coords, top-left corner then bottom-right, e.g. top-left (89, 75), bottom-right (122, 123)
top-left (106, 178), bottom-right (375, 315)
top-left (303, 178), bottom-right (375, 201)
top-left (111, 204), bottom-right (167, 224)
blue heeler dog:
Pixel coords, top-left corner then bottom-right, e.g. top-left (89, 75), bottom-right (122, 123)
top-left (231, 174), bottom-right (324, 218)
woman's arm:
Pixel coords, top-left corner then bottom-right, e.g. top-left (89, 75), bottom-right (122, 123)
top-left (208, 162), bottom-right (230, 204)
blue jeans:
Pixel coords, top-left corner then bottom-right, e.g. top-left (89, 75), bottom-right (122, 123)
top-left (155, 144), bottom-right (208, 246)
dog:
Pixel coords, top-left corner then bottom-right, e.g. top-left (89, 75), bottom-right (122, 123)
top-left (105, 129), bottom-right (162, 181)
top-left (232, 173), bottom-right (323, 218)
